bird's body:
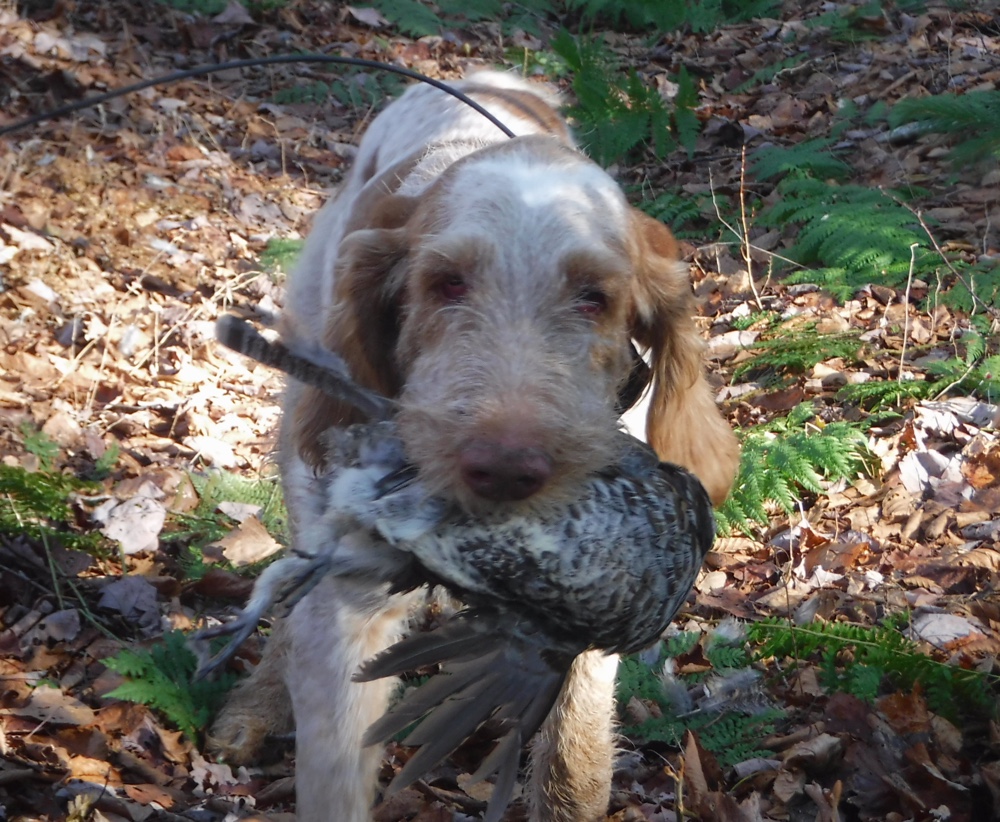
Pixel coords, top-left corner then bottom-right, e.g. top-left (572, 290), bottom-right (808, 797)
top-left (199, 316), bottom-right (715, 821)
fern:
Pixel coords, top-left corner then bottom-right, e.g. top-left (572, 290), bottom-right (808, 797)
top-left (733, 326), bottom-right (863, 381)
top-left (758, 176), bottom-right (933, 299)
top-left (92, 443), bottom-right (121, 481)
top-left (20, 423), bottom-right (60, 471)
top-left (838, 343), bottom-right (1000, 408)
top-left (635, 188), bottom-right (705, 236)
top-left (565, 0), bottom-right (779, 34)
top-left (940, 258), bottom-right (1000, 314)
top-left (730, 310), bottom-right (780, 331)
top-left (750, 137), bottom-right (851, 181)
top-left (717, 404), bottom-right (869, 534)
top-left (0, 464), bottom-right (105, 553)
top-left (157, 0), bottom-right (226, 13)
top-left (369, 0), bottom-right (547, 36)
top-left (258, 237), bottom-right (304, 275)
top-left (926, 354), bottom-right (1000, 401)
top-left (367, 0), bottom-right (442, 36)
top-left (550, 31), bottom-right (676, 165)
top-left (673, 67), bottom-right (700, 158)
top-left (805, 2), bottom-right (890, 44)
top-left (189, 471), bottom-right (287, 540)
top-left (749, 618), bottom-right (997, 721)
top-left (837, 377), bottom-right (936, 409)
top-left (163, 471), bottom-right (287, 580)
top-left (890, 90), bottom-right (1000, 166)
top-left (633, 709), bottom-right (782, 767)
top-left (436, 0), bottom-right (504, 22)
top-left (617, 632), bottom-right (781, 768)
top-left (272, 69), bottom-right (403, 111)
top-left (104, 630), bottom-right (236, 740)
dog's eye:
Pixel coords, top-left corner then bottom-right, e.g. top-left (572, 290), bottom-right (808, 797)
top-left (437, 275), bottom-right (468, 303)
top-left (576, 289), bottom-right (608, 316)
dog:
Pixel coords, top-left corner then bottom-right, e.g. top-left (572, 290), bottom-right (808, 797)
top-left (208, 71), bottom-right (739, 822)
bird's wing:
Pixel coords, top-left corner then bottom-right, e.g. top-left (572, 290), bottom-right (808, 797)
top-left (356, 607), bottom-right (573, 822)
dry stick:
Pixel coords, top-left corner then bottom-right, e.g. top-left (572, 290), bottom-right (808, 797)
top-left (84, 310), bottom-right (125, 421)
top-left (666, 748), bottom-right (686, 819)
top-left (888, 193), bottom-right (993, 399)
top-left (897, 243), bottom-right (920, 385)
top-left (39, 530), bottom-right (65, 612)
top-left (738, 145), bottom-right (765, 311)
top-left (888, 189), bottom-right (999, 323)
top-left (931, 356), bottom-right (980, 402)
top-left (707, 167), bottom-right (802, 283)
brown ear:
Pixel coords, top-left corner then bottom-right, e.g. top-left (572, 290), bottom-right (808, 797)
top-left (628, 209), bottom-right (739, 506)
top-left (291, 188), bottom-right (420, 466)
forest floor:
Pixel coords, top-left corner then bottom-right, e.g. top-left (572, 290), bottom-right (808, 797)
top-left (1, 1), bottom-right (999, 820)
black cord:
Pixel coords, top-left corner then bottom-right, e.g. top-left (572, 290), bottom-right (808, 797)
top-left (0, 54), bottom-right (517, 138)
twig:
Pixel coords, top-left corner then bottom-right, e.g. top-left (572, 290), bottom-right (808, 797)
top-left (707, 168), bottom-right (803, 279)
top-left (888, 189), bottom-right (1000, 323)
top-left (898, 243), bottom-right (919, 384)
top-left (738, 146), bottom-right (765, 311)
top-left (931, 358), bottom-right (979, 401)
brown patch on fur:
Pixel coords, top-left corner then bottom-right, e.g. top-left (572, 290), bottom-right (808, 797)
top-left (291, 161), bottom-right (425, 466)
top-left (626, 209), bottom-right (739, 504)
top-left (460, 82), bottom-right (571, 140)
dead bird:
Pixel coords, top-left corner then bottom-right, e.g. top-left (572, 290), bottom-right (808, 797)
top-left (198, 315), bottom-right (715, 822)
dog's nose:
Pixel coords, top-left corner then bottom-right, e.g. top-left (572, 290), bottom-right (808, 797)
top-left (459, 439), bottom-right (553, 501)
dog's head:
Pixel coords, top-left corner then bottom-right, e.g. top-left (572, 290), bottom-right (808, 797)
top-left (295, 135), bottom-right (737, 509)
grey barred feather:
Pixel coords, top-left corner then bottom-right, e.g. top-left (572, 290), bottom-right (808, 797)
top-left (214, 314), bottom-right (396, 421)
top-left (197, 316), bottom-right (715, 821)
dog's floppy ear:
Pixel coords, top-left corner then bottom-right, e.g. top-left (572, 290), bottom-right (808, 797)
top-left (627, 208), bottom-right (739, 505)
top-left (292, 173), bottom-right (422, 466)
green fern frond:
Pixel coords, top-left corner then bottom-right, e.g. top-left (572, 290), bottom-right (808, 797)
top-left (551, 31), bottom-right (678, 165)
top-left (964, 331), bottom-right (987, 364)
top-left (259, 238), bottom-right (304, 275)
top-left (751, 137), bottom-right (851, 181)
top-left (617, 632), bottom-right (780, 767)
top-left (734, 53), bottom-right (810, 93)
top-left (368, 0), bottom-right (441, 35)
top-left (674, 67), bottom-right (699, 157)
top-left (565, 0), bottom-right (778, 33)
top-left (748, 618), bottom-right (997, 721)
top-left (0, 464), bottom-right (105, 553)
top-left (759, 178), bottom-right (934, 298)
top-left (635, 189), bottom-right (705, 236)
top-left (838, 344), bottom-right (1000, 409)
top-left (717, 406), bottom-right (868, 535)
top-left (926, 354), bottom-right (1000, 400)
top-left (941, 258), bottom-right (1000, 313)
top-left (104, 631), bottom-right (236, 740)
top-left (189, 471), bottom-right (288, 541)
top-left (734, 327), bottom-right (863, 380)
top-left (890, 90), bottom-right (1000, 165)
top-left (436, 0), bottom-right (504, 21)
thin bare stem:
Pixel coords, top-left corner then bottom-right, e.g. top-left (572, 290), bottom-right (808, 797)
top-left (898, 243), bottom-right (919, 384)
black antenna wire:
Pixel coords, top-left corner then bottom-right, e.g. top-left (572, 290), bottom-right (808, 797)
top-left (0, 54), bottom-right (517, 138)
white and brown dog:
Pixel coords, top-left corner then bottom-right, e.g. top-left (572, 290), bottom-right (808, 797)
top-left (210, 71), bottom-right (738, 822)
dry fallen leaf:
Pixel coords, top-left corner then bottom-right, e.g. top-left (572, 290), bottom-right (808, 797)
top-left (214, 515), bottom-right (283, 566)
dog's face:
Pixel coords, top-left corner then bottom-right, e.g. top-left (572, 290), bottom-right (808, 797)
top-left (393, 143), bottom-right (639, 509)
top-left (298, 135), bottom-right (726, 511)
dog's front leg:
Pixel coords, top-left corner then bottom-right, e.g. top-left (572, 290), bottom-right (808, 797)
top-left (287, 573), bottom-right (412, 822)
top-left (527, 649), bottom-right (619, 822)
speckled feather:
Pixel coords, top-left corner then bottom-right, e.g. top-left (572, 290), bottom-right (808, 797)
top-left (201, 316), bottom-right (716, 822)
